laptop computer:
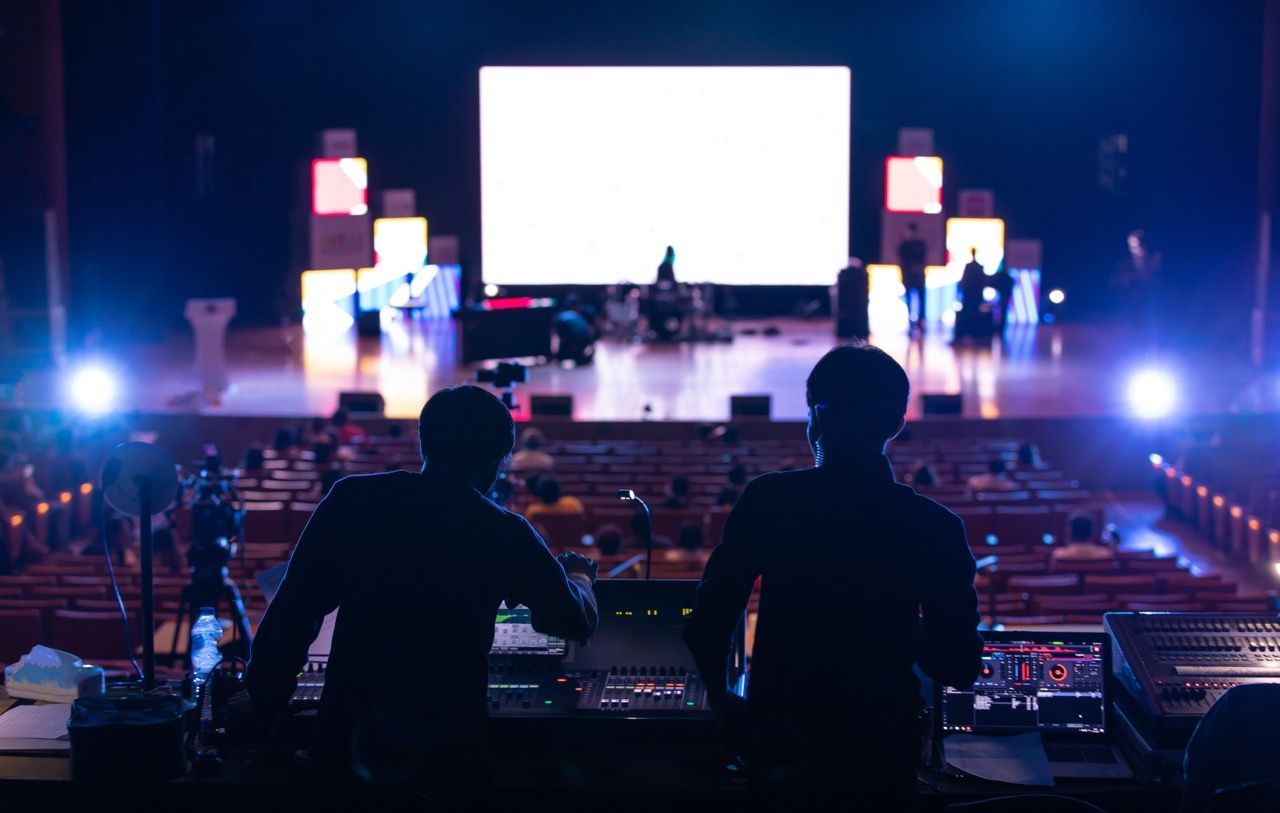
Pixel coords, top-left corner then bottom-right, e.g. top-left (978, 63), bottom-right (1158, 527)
top-left (936, 631), bottom-right (1132, 779)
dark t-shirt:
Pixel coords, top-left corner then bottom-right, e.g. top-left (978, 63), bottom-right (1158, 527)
top-left (245, 471), bottom-right (597, 777)
top-left (685, 454), bottom-right (983, 729)
top-left (898, 238), bottom-right (928, 276)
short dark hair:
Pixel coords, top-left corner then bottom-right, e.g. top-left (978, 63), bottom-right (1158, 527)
top-left (521, 428), bottom-right (545, 451)
top-left (537, 477), bottom-right (563, 505)
top-left (728, 465), bottom-right (747, 486)
top-left (1069, 512), bottom-right (1095, 542)
top-left (805, 345), bottom-right (909, 447)
top-left (418, 385), bottom-right (515, 467)
top-left (331, 409), bottom-right (349, 426)
top-left (914, 464), bottom-right (936, 487)
top-left (988, 458), bottom-right (1007, 475)
top-left (677, 523), bottom-right (704, 552)
top-left (595, 523), bottom-right (624, 556)
top-left (670, 475), bottom-right (690, 497)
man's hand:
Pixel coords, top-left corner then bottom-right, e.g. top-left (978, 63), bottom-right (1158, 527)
top-left (557, 551), bottom-right (599, 585)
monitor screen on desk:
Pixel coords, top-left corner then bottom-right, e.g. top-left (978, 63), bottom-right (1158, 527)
top-left (939, 633), bottom-right (1109, 736)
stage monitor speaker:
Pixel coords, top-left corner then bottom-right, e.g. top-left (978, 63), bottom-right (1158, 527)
top-left (355, 310), bottom-right (382, 337)
top-left (338, 391), bottom-right (385, 416)
top-left (921, 393), bottom-right (963, 415)
top-left (530, 395), bottom-right (573, 418)
top-left (730, 395), bottom-right (772, 420)
top-left (835, 264), bottom-right (869, 338)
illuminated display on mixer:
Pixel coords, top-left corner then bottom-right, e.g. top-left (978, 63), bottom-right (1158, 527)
top-left (490, 606), bottom-right (566, 655)
top-left (941, 638), bottom-right (1106, 734)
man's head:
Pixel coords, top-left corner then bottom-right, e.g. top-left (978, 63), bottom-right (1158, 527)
top-left (1069, 512), bottom-right (1096, 543)
top-left (331, 409), bottom-right (349, 427)
top-left (805, 344), bottom-right (909, 457)
top-left (727, 465), bottom-right (748, 487)
top-left (418, 385), bottom-right (516, 491)
top-left (595, 523), bottom-right (625, 556)
top-left (537, 477), bottom-right (563, 506)
top-left (987, 458), bottom-right (1007, 476)
top-left (521, 428), bottom-right (545, 452)
top-left (677, 523), bottom-right (704, 552)
top-left (905, 222), bottom-right (918, 237)
top-left (669, 475), bottom-right (690, 498)
top-left (970, 247), bottom-right (978, 260)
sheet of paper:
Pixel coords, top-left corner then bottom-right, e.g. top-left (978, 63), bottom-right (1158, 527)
top-left (943, 732), bottom-right (1055, 787)
top-left (0, 703), bottom-right (71, 751)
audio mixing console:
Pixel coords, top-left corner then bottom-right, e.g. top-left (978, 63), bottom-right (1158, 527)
top-left (1105, 612), bottom-right (1280, 745)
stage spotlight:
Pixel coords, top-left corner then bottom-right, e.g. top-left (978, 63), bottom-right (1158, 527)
top-left (68, 364), bottom-right (119, 414)
top-left (1127, 368), bottom-right (1178, 419)
top-left (1048, 288), bottom-right (1065, 305)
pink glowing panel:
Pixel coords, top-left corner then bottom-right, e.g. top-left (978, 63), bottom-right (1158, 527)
top-left (312, 158), bottom-right (369, 216)
top-left (885, 156), bottom-right (943, 214)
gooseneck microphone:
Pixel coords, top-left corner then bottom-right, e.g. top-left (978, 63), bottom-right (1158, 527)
top-left (617, 489), bottom-right (654, 580)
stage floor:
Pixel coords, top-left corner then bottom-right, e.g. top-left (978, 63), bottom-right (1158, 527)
top-left (18, 316), bottom-right (1276, 421)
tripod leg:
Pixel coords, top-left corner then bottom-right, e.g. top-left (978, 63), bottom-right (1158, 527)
top-left (169, 587), bottom-right (189, 667)
top-left (220, 581), bottom-right (254, 661)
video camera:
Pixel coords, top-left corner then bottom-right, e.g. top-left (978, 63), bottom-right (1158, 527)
top-left (476, 361), bottom-right (528, 389)
top-left (182, 444), bottom-right (244, 574)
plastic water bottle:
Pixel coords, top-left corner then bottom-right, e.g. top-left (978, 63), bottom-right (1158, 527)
top-left (191, 607), bottom-right (223, 682)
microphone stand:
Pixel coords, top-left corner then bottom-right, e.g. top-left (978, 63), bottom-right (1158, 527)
top-left (135, 476), bottom-right (156, 691)
top-left (617, 490), bottom-right (654, 580)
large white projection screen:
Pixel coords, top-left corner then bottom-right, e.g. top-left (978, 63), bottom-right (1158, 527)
top-left (480, 66), bottom-right (850, 286)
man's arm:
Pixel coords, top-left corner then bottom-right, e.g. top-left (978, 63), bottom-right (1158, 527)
top-left (506, 517), bottom-right (598, 642)
top-left (244, 484), bottom-right (345, 716)
top-left (918, 513), bottom-right (984, 688)
top-left (684, 482), bottom-right (762, 709)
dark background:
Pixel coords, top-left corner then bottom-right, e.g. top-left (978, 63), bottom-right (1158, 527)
top-left (32, 1), bottom-right (1279, 340)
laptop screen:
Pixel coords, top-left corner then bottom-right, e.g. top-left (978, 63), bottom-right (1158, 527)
top-left (938, 633), bottom-right (1109, 736)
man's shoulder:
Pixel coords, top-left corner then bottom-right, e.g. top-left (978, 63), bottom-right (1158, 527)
top-left (897, 486), bottom-right (964, 529)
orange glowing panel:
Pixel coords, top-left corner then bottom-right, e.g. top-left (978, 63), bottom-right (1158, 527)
top-left (312, 158), bottom-right (369, 216)
top-left (373, 217), bottom-right (428, 269)
top-left (885, 156), bottom-right (943, 214)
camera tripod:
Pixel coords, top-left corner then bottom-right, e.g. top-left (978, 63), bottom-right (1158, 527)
top-left (167, 557), bottom-right (253, 667)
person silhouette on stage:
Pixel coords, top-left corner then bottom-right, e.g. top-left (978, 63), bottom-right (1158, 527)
top-left (244, 386), bottom-right (598, 796)
top-left (897, 223), bottom-right (928, 331)
top-left (684, 345), bottom-right (983, 809)
top-left (954, 247), bottom-right (991, 342)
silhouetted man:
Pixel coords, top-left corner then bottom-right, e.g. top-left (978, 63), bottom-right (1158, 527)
top-left (954, 247), bottom-right (991, 341)
top-left (897, 223), bottom-right (928, 330)
top-left (245, 386), bottom-right (598, 794)
top-left (685, 345), bottom-right (982, 809)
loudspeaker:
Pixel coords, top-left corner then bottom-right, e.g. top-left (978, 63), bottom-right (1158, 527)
top-left (921, 393), bottom-right (963, 415)
top-left (835, 265), bottom-right (869, 339)
top-left (530, 395), bottom-right (573, 418)
top-left (338, 391), bottom-right (385, 416)
top-left (355, 310), bottom-right (382, 337)
top-left (730, 395), bottom-right (772, 420)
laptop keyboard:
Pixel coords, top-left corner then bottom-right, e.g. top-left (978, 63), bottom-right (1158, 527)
top-left (1044, 744), bottom-right (1118, 765)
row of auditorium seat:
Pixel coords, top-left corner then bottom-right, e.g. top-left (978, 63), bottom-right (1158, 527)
top-left (1155, 454), bottom-right (1280, 572)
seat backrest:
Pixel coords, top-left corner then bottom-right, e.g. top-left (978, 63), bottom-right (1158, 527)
top-left (49, 610), bottom-right (138, 662)
top-left (0, 608), bottom-right (42, 665)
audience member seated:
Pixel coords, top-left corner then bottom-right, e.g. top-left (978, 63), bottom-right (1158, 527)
top-left (1017, 442), bottom-right (1043, 469)
top-left (81, 514), bottom-right (139, 568)
top-left (716, 465), bottom-right (748, 507)
top-left (1051, 513), bottom-right (1115, 563)
top-left (319, 467), bottom-right (343, 498)
top-left (1182, 684), bottom-right (1280, 813)
top-left (661, 475), bottom-right (692, 509)
top-left (967, 458), bottom-right (1016, 491)
top-left (911, 463), bottom-right (938, 488)
top-left (510, 428), bottom-right (554, 476)
top-left (329, 409), bottom-right (366, 445)
top-left (593, 523), bottom-right (626, 557)
top-left (525, 477), bottom-right (585, 519)
top-left (662, 523), bottom-right (707, 561)
top-left (271, 426), bottom-right (297, 454)
top-left (35, 428), bottom-right (90, 494)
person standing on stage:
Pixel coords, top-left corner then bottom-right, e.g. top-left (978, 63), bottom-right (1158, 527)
top-left (244, 386), bottom-right (598, 795)
top-left (954, 247), bottom-right (991, 342)
top-left (684, 345), bottom-right (983, 809)
top-left (897, 223), bottom-right (928, 331)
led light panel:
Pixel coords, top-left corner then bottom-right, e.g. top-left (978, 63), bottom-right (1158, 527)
top-left (945, 218), bottom-right (1005, 276)
top-left (312, 158), bottom-right (369, 216)
top-left (886, 156), bottom-right (943, 214)
top-left (480, 66), bottom-right (850, 285)
top-left (374, 217), bottom-right (428, 270)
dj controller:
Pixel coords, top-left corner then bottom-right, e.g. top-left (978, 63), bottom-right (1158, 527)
top-left (291, 579), bottom-right (742, 724)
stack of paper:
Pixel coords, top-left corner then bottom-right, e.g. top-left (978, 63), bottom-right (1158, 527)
top-left (0, 703), bottom-right (71, 752)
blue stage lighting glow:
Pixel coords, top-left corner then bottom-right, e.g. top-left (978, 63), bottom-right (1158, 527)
top-left (1127, 368), bottom-right (1178, 419)
top-left (67, 364), bottom-right (119, 414)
